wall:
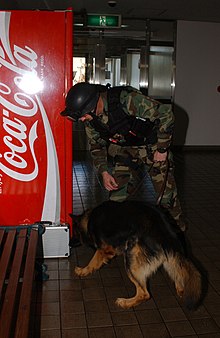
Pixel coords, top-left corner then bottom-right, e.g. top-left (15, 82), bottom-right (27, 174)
top-left (174, 20), bottom-right (220, 146)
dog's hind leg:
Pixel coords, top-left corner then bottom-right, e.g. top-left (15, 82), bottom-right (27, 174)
top-left (116, 269), bottom-right (150, 309)
top-left (75, 246), bottom-right (116, 277)
top-left (116, 244), bottom-right (163, 309)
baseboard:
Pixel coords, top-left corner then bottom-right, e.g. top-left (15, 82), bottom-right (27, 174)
top-left (172, 145), bottom-right (220, 152)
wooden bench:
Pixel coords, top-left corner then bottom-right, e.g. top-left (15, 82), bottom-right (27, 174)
top-left (0, 226), bottom-right (41, 338)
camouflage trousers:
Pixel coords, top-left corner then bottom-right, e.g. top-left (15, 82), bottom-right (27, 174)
top-left (108, 145), bottom-right (186, 231)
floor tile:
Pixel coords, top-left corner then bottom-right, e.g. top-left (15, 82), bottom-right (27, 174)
top-left (62, 328), bottom-right (89, 338)
top-left (111, 311), bottom-right (138, 326)
top-left (114, 325), bottom-right (143, 338)
top-left (39, 315), bottom-right (61, 330)
top-left (86, 311), bottom-right (113, 328)
top-left (159, 307), bottom-right (187, 322)
top-left (88, 327), bottom-right (116, 338)
top-left (141, 322), bottom-right (171, 337)
top-left (60, 300), bottom-right (85, 314)
top-left (190, 317), bottom-right (220, 334)
top-left (165, 320), bottom-right (196, 337)
top-left (61, 312), bottom-right (87, 329)
top-left (135, 309), bottom-right (163, 324)
top-left (84, 299), bottom-right (109, 312)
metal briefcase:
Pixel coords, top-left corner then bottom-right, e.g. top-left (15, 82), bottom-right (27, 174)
top-left (42, 225), bottom-right (70, 258)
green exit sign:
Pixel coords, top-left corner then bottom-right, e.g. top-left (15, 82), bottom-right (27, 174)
top-left (87, 14), bottom-right (121, 28)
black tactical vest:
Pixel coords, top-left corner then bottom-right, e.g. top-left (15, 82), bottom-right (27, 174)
top-left (90, 86), bottom-right (159, 146)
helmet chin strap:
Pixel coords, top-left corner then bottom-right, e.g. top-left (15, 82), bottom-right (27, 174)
top-left (89, 111), bottom-right (96, 119)
top-left (71, 111), bottom-right (82, 122)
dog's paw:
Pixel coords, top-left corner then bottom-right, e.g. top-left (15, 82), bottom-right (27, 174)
top-left (116, 294), bottom-right (150, 309)
top-left (74, 266), bottom-right (90, 277)
top-left (115, 297), bottom-right (132, 309)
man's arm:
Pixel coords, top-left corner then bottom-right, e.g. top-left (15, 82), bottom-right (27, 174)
top-left (156, 104), bottom-right (174, 152)
top-left (85, 123), bottom-right (109, 174)
top-left (85, 122), bottom-right (119, 191)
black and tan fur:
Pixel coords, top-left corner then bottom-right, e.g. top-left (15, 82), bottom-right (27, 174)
top-left (71, 200), bottom-right (201, 309)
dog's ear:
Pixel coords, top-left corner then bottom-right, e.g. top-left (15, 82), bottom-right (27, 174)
top-left (69, 213), bottom-right (81, 219)
top-left (69, 213), bottom-right (83, 247)
top-left (69, 210), bottom-right (91, 233)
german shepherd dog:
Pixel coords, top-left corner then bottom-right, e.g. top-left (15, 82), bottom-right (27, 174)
top-left (71, 200), bottom-right (201, 310)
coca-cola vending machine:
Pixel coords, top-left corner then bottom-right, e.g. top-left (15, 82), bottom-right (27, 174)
top-left (0, 10), bottom-right (73, 257)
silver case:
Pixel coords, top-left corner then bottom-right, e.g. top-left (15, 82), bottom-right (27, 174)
top-left (42, 225), bottom-right (70, 258)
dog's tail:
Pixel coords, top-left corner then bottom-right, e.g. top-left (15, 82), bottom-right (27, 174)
top-left (163, 254), bottom-right (201, 310)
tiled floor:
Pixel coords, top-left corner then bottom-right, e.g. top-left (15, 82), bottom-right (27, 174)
top-left (32, 149), bottom-right (220, 338)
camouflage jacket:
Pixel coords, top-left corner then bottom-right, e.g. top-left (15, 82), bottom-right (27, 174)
top-left (84, 87), bottom-right (174, 174)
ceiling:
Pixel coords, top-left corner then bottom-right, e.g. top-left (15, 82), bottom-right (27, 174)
top-left (1, 0), bottom-right (220, 23)
top-left (1, 0), bottom-right (219, 57)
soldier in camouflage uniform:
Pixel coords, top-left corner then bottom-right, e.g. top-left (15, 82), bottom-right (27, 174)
top-left (61, 82), bottom-right (186, 231)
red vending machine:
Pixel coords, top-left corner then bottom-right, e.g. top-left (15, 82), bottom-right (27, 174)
top-left (0, 10), bottom-right (73, 257)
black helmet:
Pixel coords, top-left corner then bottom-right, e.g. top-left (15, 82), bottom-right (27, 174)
top-left (60, 82), bottom-right (100, 121)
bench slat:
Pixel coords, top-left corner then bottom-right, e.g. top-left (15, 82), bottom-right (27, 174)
top-left (0, 230), bottom-right (16, 296)
top-left (15, 229), bottom-right (39, 338)
top-left (0, 229), bottom-right (27, 338)
top-left (0, 229), bottom-right (5, 246)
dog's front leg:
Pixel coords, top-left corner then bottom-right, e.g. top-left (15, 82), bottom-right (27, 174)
top-left (75, 248), bottom-right (114, 277)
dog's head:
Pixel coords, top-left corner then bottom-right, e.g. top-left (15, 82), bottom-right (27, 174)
top-left (69, 210), bottom-right (94, 247)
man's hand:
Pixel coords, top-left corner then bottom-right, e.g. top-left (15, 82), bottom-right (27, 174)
top-left (153, 150), bottom-right (168, 162)
top-left (101, 171), bottom-right (119, 191)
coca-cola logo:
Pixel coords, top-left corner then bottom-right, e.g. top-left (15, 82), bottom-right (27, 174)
top-left (0, 84), bottom-right (39, 181)
top-left (0, 12), bottom-right (41, 182)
